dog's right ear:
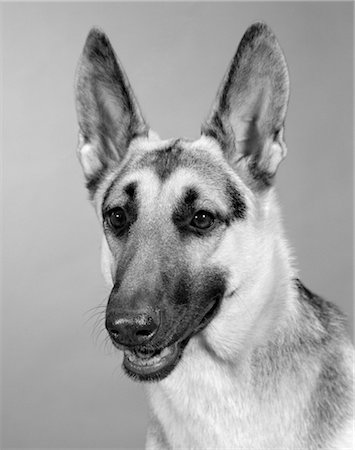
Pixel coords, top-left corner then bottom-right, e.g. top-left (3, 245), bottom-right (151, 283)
top-left (75, 28), bottom-right (148, 186)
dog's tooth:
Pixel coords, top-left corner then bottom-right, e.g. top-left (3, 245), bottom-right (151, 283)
top-left (160, 347), bottom-right (170, 358)
top-left (125, 350), bottom-right (138, 362)
top-left (124, 346), bottom-right (176, 368)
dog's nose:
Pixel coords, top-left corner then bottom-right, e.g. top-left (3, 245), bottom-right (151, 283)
top-left (106, 310), bottom-right (160, 347)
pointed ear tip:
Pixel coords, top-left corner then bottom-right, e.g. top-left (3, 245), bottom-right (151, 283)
top-left (243, 22), bottom-right (283, 48)
top-left (83, 27), bottom-right (111, 52)
top-left (244, 22), bottom-right (288, 69)
top-left (87, 26), bottom-right (107, 40)
top-left (246, 22), bottom-right (275, 37)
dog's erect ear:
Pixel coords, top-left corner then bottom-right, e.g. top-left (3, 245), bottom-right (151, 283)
top-left (75, 28), bottom-right (148, 184)
top-left (202, 23), bottom-right (289, 189)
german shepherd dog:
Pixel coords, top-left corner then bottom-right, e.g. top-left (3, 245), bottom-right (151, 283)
top-left (75, 23), bottom-right (354, 449)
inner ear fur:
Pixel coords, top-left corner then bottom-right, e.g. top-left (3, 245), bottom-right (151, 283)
top-left (202, 22), bottom-right (290, 189)
top-left (75, 28), bottom-right (148, 183)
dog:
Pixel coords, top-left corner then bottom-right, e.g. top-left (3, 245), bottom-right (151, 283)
top-left (75, 23), bottom-right (354, 449)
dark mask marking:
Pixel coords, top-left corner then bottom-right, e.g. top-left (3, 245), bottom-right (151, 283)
top-left (197, 269), bottom-right (227, 308)
top-left (172, 271), bottom-right (191, 306)
top-left (169, 267), bottom-right (227, 321)
top-left (179, 268), bottom-right (227, 330)
top-left (172, 181), bottom-right (246, 237)
top-left (171, 188), bottom-right (222, 238)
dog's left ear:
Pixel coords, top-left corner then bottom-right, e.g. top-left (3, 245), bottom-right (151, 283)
top-left (202, 23), bottom-right (289, 189)
top-left (75, 28), bottom-right (148, 184)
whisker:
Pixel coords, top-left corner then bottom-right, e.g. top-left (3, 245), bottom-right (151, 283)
top-left (84, 297), bottom-right (110, 349)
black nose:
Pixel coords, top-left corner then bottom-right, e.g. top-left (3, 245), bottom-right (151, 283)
top-left (106, 310), bottom-right (160, 347)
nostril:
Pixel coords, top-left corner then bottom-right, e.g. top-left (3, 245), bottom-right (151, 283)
top-left (136, 328), bottom-right (154, 338)
top-left (110, 330), bottom-right (120, 338)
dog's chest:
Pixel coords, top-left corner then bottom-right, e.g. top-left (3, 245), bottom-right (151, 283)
top-left (145, 350), bottom-right (302, 449)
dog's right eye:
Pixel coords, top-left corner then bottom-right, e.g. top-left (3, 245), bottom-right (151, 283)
top-left (107, 207), bottom-right (128, 231)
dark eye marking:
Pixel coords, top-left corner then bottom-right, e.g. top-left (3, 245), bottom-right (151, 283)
top-left (172, 188), bottom-right (199, 224)
top-left (103, 183), bottom-right (139, 237)
top-left (124, 181), bottom-right (137, 199)
top-left (185, 188), bottom-right (198, 205)
top-left (173, 188), bottom-right (220, 237)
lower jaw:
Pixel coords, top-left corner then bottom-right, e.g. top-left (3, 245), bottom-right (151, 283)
top-left (123, 341), bottom-right (185, 382)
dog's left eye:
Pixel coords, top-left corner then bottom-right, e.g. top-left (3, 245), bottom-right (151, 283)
top-left (190, 211), bottom-right (215, 230)
top-left (107, 207), bottom-right (128, 230)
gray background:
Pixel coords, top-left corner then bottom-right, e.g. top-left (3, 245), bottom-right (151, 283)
top-left (2, 2), bottom-right (353, 449)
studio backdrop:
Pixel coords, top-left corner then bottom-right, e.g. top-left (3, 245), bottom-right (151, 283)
top-left (2, 2), bottom-right (353, 449)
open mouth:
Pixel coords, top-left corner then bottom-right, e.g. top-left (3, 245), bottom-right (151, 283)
top-left (121, 297), bottom-right (222, 382)
top-left (123, 342), bottom-right (182, 382)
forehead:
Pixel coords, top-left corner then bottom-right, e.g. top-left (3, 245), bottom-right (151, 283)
top-left (99, 136), bottom-right (244, 211)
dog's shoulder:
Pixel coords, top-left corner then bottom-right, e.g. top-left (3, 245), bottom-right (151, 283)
top-left (294, 279), bottom-right (354, 448)
top-left (295, 279), bottom-right (350, 342)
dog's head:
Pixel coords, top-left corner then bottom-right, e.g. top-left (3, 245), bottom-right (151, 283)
top-left (75, 23), bottom-right (289, 381)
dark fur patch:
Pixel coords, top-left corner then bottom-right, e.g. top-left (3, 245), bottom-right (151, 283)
top-left (247, 156), bottom-right (275, 190)
top-left (101, 172), bottom-right (122, 213)
top-left (172, 188), bottom-right (199, 226)
top-left (136, 142), bottom-right (225, 183)
top-left (123, 193), bottom-right (138, 226)
top-left (198, 269), bottom-right (226, 307)
top-left (184, 187), bottom-right (199, 205)
top-left (201, 113), bottom-right (231, 154)
top-left (172, 196), bottom-right (221, 239)
top-left (124, 181), bottom-right (137, 199)
top-left (138, 144), bottom-right (183, 182)
top-left (172, 270), bottom-right (191, 305)
top-left (306, 352), bottom-right (352, 448)
top-left (252, 279), bottom-right (353, 447)
top-left (172, 182), bottom-right (246, 236)
top-left (296, 279), bottom-right (348, 342)
top-left (101, 167), bottom-right (134, 214)
top-left (225, 179), bottom-right (247, 221)
top-left (170, 268), bottom-right (226, 314)
top-left (102, 182), bottom-right (138, 239)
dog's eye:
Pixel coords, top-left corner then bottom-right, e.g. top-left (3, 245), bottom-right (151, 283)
top-left (190, 211), bottom-right (215, 230)
top-left (107, 207), bottom-right (128, 230)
